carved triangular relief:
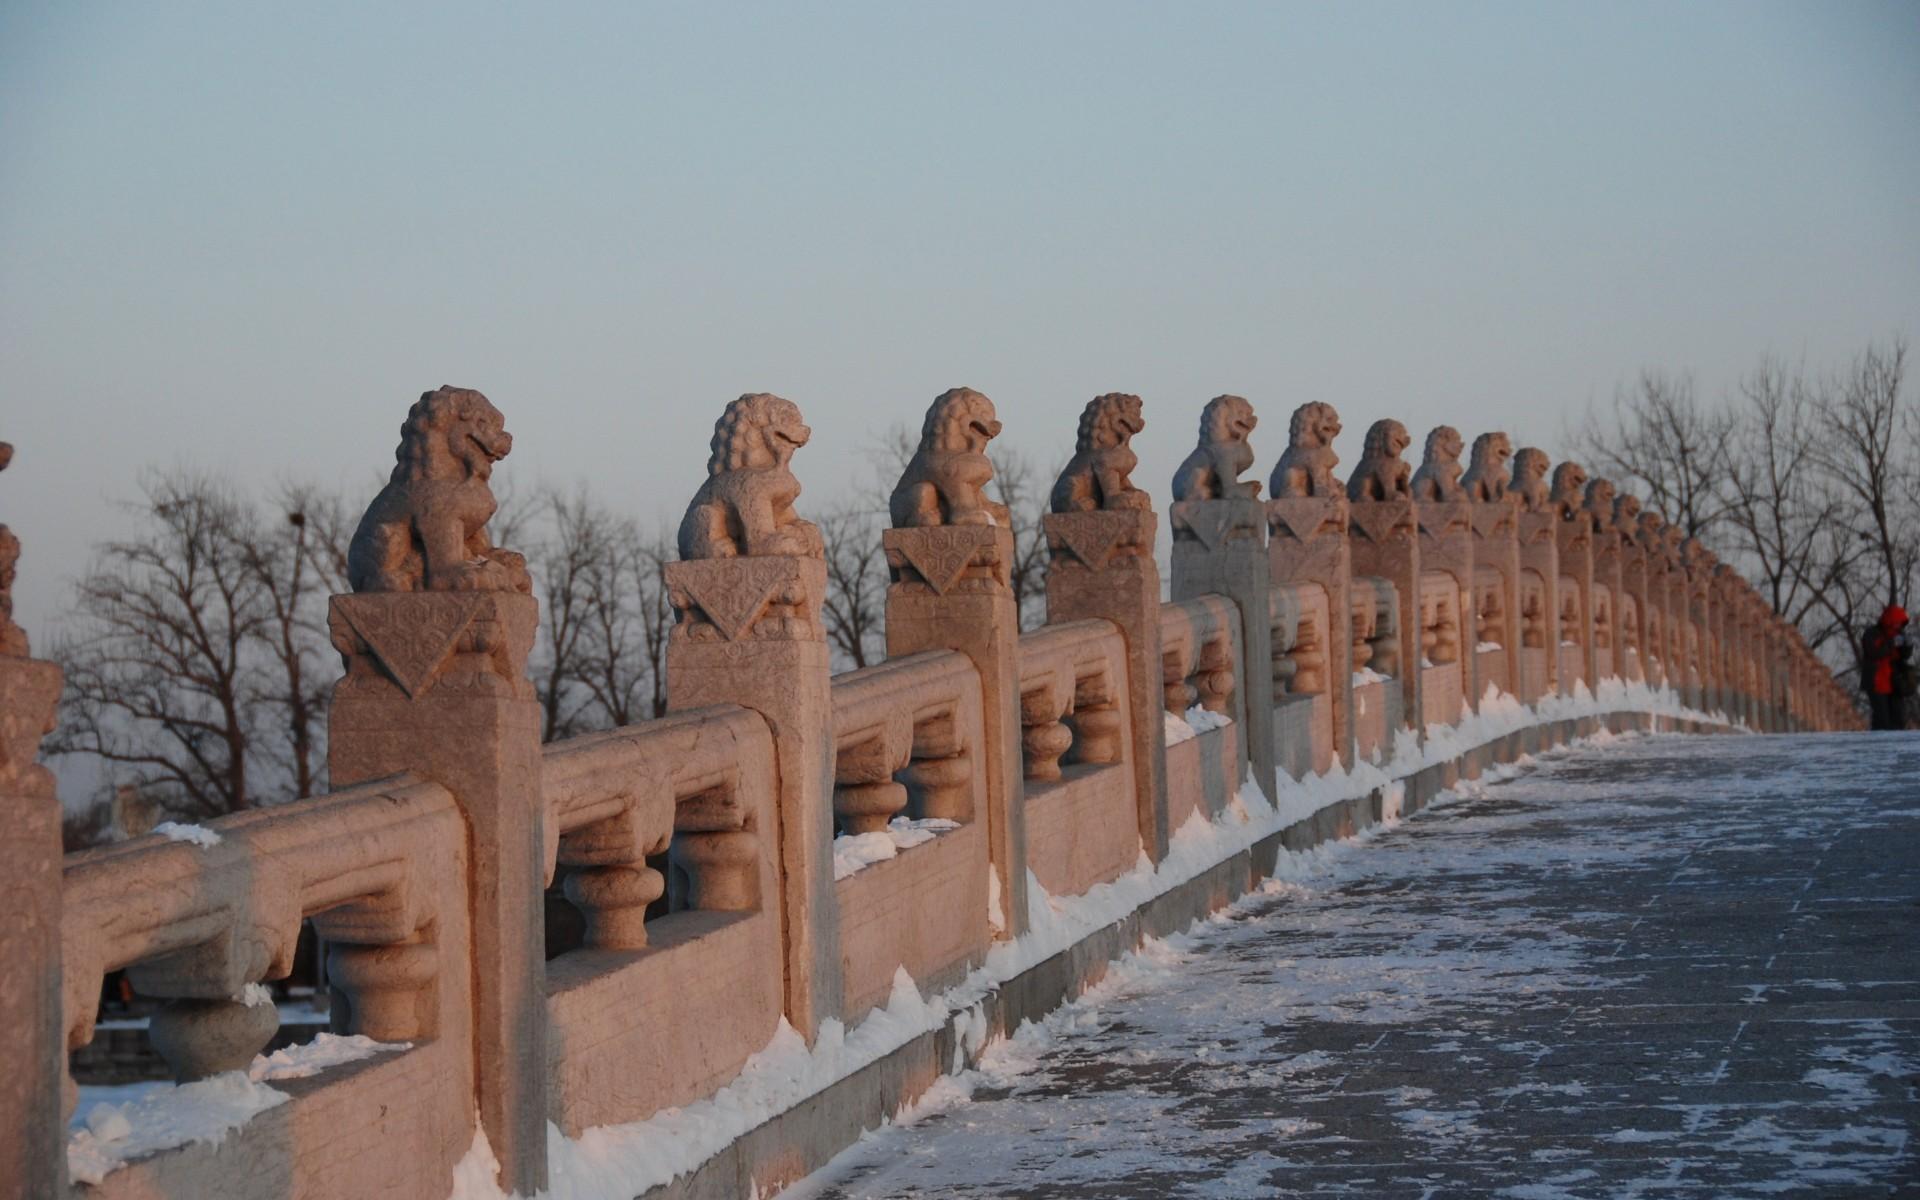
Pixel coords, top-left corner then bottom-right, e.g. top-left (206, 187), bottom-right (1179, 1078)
top-left (1266, 497), bottom-right (1346, 543)
top-left (1044, 511), bottom-right (1150, 573)
top-left (334, 593), bottom-right (484, 698)
top-left (1348, 501), bottom-right (1413, 547)
top-left (667, 559), bottom-right (786, 642)
top-left (883, 526), bottom-right (1005, 595)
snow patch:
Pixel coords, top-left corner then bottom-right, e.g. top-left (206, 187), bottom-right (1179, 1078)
top-left (153, 821), bottom-right (221, 848)
top-left (832, 817), bottom-right (961, 880)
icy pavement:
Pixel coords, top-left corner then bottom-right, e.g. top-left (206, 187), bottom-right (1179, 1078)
top-left (788, 732), bottom-right (1920, 1199)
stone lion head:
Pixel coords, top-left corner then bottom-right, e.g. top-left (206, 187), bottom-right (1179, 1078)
top-left (1551, 461), bottom-right (1589, 503)
top-left (1423, 425), bottom-right (1463, 464)
top-left (922, 387), bottom-right (1002, 455)
top-left (1287, 402), bottom-right (1341, 450)
top-left (1614, 492), bottom-right (1642, 525)
top-left (1468, 432), bottom-right (1512, 476)
top-left (1078, 393), bottom-right (1146, 451)
top-left (394, 386), bottom-right (512, 483)
top-left (1199, 394), bottom-right (1256, 446)
top-left (710, 393), bottom-right (812, 474)
top-left (1362, 419), bottom-right (1410, 462)
top-left (1513, 447), bottom-right (1549, 486)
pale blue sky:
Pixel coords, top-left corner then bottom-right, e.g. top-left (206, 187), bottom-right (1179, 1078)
top-left (4, 2), bottom-right (1917, 642)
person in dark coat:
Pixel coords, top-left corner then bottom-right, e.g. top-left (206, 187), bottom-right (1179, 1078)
top-left (1861, 604), bottom-right (1912, 731)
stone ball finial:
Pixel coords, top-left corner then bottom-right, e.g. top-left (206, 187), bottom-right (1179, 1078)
top-left (1346, 419), bottom-right (1412, 502)
top-left (1051, 393), bottom-right (1150, 513)
top-left (347, 387), bottom-right (532, 594)
top-left (1410, 425), bottom-right (1467, 503)
top-left (1510, 447), bottom-right (1551, 512)
top-left (1460, 432), bottom-right (1514, 503)
top-left (679, 393), bottom-right (824, 559)
top-left (1269, 402), bottom-right (1343, 499)
top-left (888, 387), bottom-right (1011, 528)
top-left (1171, 395), bottom-right (1260, 502)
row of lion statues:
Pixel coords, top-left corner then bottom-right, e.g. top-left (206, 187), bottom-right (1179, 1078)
top-left (334, 385), bottom-right (1691, 593)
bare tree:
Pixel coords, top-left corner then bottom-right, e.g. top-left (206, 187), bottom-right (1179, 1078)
top-left (1572, 369), bottom-right (1734, 539)
top-left (818, 502), bottom-right (887, 670)
top-left (528, 487), bottom-right (625, 741)
top-left (52, 471), bottom-right (269, 820)
top-left (1812, 337), bottom-right (1915, 613)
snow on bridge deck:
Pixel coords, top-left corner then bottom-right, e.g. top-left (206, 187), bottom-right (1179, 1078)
top-left (788, 732), bottom-right (1920, 1199)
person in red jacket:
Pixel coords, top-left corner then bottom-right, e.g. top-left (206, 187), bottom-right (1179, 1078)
top-left (1861, 604), bottom-right (1912, 731)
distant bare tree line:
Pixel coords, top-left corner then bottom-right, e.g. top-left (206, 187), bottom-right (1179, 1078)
top-left (1570, 336), bottom-right (1914, 682)
top-left (51, 423), bottom-right (1059, 843)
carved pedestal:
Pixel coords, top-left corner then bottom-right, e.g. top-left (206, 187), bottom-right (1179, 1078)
top-left (1170, 497), bottom-right (1275, 802)
top-left (0, 654), bottom-right (65, 1199)
top-left (1044, 509), bottom-right (1170, 861)
top-left (1621, 544), bottom-right (1651, 684)
top-left (328, 590), bottom-right (547, 1196)
top-left (1470, 502), bottom-right (1522, 698)
top-left (1518, 511), bottom-right (1560, 701)
top-left (1346, 499), bottom-right (1422, 741)
top-left (1554, 512), bottom-right (1594, 692)
top-left (883, 525), bottom-right (1028, 935)
top-left (1268, 497), bottom-right (1355, 768)
top-left (1592, 532), bottom-right (1626, 683)
top-left (665, 555), bottom-right (841, 1036)
top-left (1415, 501), bottom-right (1477, 709)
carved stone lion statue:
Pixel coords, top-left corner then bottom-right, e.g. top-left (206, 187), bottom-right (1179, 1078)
top-left (1269, 402), bottom-right (1344, 499)
top-left (1171, 395), bottom-right (1260, 502)
top-left (1510, 448), bottom-right (1551, 512)
top-left (1051, 393), bottom-right (1150, 513)
top-left (889, 387), bottom-right (1012, 528)
top-left (679, 393), bottom-right (824, 559)
top-left (347, 387), bottom-right (531, 594)
top-left (1460, 432), bottom-right (1514, 503)
top-left (1613, 492), bottom-right (1643, 537)
top-left (1585, 477), bottom-right (1617, 533)
top-left (1345, 419), bottom-right (1412, 502)
top-left (1550, 461), bottom-right (1589, 521)
top-left (1410, 426), bottom-right (1467, 503)
top-left (0, 440), bottom-right (24, 657)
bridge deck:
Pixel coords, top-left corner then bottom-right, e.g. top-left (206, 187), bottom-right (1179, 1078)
top-left (791, 732), bottom-right (1920, 1199)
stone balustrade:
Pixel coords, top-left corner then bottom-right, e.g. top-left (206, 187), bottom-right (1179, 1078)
top-left (0, 396), bottom-right (1861, 1200)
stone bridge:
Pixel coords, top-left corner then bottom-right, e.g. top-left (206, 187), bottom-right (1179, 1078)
top-left (0, 390), bottom-right (1859, 1200)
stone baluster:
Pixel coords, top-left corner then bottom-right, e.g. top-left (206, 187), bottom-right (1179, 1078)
top-left (1067, 672), bottom-right (1127, 767)
top-left (1169, 394), bottom-right (1278, 802)
top-left (0, 439), bottom-right (69, 1199)
top-left (1045, 393), bottom-right (1170, 861)
top-left (882, 387), bottom-right (1029, 935)
top-left (327, 387), bottom-right (547, 1195)
top-left (1019, 680), bottom-right (1075, 782)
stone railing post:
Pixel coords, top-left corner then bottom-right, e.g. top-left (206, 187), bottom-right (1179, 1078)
top-left (1512, 451), bottom-right (1561, 703)
top-left (665, 394), bottom-right (840, 1036)
top-left (1586, 481), bottom-right (1624, 681)
top-left (1268, 403), bottom-right (1356, 766)
top-left (1045, 394), bottom-right (1169, 861)
top-left (884, 387), bottom-right (1029, 933)
top-left (1470, 500), bottom-right (1522, 697)
top-left (1343, 418), bottom-right (1422, 742)
top-left (327, 387), bottom-right (547, 1195)
top-left (1170, 395), bottom-right (1276, 804)
top-left (0, 439), bottom-right (68, 1200)
top-left (1550, 463), bottom-right (1593, 693)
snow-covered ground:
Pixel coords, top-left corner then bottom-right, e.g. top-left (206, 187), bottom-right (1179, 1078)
top-left (786, 732), bottom-right (1920, 1198)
